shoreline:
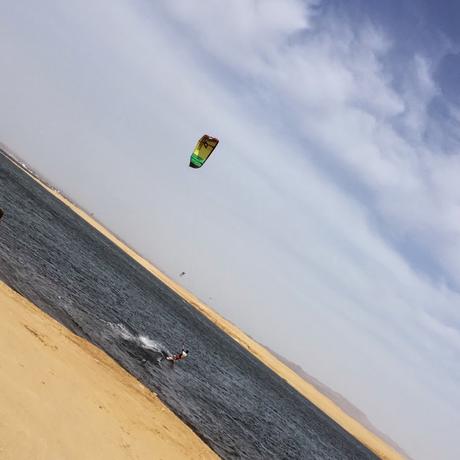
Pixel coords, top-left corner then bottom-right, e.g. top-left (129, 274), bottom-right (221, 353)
top-left (0, 281), bottom-right (217, 459)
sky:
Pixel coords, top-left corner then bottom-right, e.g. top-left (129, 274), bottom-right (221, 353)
top-left (1, 1), bottom-right (460, 458)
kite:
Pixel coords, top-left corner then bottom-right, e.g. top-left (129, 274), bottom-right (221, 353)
top-left (189, 135), bottom-right (219, 169)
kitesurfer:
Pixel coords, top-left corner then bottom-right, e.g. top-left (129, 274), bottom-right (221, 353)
top-left (166, 346), bottom-right (189, 362)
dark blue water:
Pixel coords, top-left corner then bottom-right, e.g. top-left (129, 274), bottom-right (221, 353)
top-left (0, 150), bottom-right (377, 459)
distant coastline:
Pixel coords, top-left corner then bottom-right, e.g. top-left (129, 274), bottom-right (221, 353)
top-left (265, 346), bottom-right (410, 459)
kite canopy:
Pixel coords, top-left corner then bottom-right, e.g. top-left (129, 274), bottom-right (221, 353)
top-left (189, 135), bottom-right (219, 168)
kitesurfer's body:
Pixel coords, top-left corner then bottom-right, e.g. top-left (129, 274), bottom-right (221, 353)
top-left (166, 347), bottom-right (189, 362)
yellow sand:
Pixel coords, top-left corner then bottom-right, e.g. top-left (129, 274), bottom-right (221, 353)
top-left (6, 155), bottom-right (404, 459)
top-left (0, 281), bottom-right (217, 460)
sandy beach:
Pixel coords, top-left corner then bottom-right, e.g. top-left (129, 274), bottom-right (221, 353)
top-left (0, 281), bottom-right (217, 460)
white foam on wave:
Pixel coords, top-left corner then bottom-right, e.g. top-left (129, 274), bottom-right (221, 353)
top-left (105, 321), bottom-right (136, 341)
top-left (138, 335), bottom-right (163, 351)
top-left (105, 322), bottom-right (167, 354)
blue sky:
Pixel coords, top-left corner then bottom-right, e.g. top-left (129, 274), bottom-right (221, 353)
top-left (1, 1), bottom-right (460, 458)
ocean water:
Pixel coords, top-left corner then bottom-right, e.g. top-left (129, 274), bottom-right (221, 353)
top-left (0, 151), bottom-right (377, 459)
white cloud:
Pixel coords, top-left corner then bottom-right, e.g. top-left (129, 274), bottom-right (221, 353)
top-left (158, 0), bottom-right (313, 73)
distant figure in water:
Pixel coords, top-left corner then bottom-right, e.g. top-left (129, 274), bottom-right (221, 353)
top-left (166, 346), bottom-right (189, 363)
top-left (179, 271), bottom-right (186, 277)
top-left (0, 208), bottom-right (3, 220)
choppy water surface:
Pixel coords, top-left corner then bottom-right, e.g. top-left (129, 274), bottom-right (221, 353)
top-left (0, 151), bottom-right (377, 459)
